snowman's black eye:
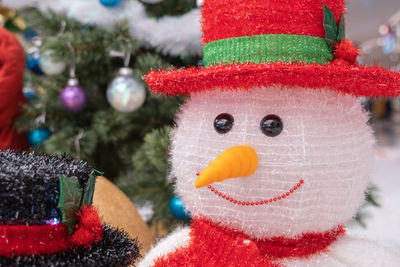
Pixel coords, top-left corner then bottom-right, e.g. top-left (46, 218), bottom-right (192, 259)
top-left (214, 113), bottom-right (234, 134)
top-left (260, 114), bottom-right (283, 137)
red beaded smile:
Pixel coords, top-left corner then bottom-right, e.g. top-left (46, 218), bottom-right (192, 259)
top-left (206, 179), bottom-right (304, 206)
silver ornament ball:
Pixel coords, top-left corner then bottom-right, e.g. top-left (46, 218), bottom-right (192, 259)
top-left (39, 50), bottom-right (66, 76)
top-left (107, 68), bottom-right (146, 112)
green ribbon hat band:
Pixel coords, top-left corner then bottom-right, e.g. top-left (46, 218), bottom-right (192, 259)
top-left (203, 34), bottom-right (333, 67)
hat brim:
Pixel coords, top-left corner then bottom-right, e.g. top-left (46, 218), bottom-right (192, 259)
top-left (145, 61), bottom-right (400, 98)
top-left (0, 225), bottom-right (140, 266)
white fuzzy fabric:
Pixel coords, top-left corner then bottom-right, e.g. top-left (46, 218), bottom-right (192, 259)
top-left (2, 0), bottom-right (202, 56)
top-left (138, 227), bottom-right (191, 267)
top-left (170, 86), bottom-right (375, 239)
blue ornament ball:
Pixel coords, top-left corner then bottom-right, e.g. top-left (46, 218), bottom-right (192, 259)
top-left (169, 196), bottom-right (190, 221)
top-left (23, 84), bottom-right (37, 101)
top-left (26, 48), bottom-right (43, 75)
top-left (27, 128), bottom-right (51, 147)
top-left (99, 0), bottom-right (123, 7)
top-left (23, 28), bottom-right (38, 42)
top-left (23, 82), bottom-right (38, 101)
top-left (24, 91), bottom-right (37, 101)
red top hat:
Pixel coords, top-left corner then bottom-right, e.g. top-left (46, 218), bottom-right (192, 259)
top-left (145, 0), bottom-right (400, 97)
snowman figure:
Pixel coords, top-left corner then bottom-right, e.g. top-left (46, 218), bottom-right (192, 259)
top-left (140, 0), bottom-right (400, 266)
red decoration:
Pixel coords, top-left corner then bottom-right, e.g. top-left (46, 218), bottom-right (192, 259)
top-left (201, 0), bottom-right (345, 44)
top-left (334, 39), bottom-right (360, 64)
top-left (0, 28), bottom-right (28, 151)
top-left (154, 218), bottom-right (345, 266)
top-left (207, 178), bottom-right (304, 205)
top-left (0, 224), bottom-right (71, 257)
top-left (0, 205), bottom-right (103, 257)
top-left (71, 205), bottom-right (104, 247)
top-left (146, 61), bottom-right (400, 98)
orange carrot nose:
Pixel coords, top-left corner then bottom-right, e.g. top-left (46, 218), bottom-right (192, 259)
top-left (195, 146), bottom-right (258, 188)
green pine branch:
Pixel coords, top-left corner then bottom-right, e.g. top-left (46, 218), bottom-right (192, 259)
top-left (117, 126), bottom-right (188, 233)
top-left (354, 184), bottom-right (381, 227)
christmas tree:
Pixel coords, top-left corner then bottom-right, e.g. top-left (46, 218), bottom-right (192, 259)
top-left (3, 0), bottom-right (201, 232)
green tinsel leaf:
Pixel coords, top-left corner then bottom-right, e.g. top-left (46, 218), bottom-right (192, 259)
top-left (323, 2), bottom-right (338, 50)
top-left (57, 176), bottom-right (83, 233)
top-left (338, 14), bottom-right (345, 42)
top-left (82, 169), bottom-right (104, 207)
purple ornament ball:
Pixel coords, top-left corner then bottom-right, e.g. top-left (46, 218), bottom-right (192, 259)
top-left (60, 78), bottom-right (88, 112)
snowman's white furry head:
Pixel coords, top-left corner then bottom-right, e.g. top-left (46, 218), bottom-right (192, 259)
top-left (170, 86), bottom-right (374, 239)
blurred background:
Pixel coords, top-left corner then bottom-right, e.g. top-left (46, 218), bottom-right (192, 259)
top-left (344, 0), bottom-right (400, 253)
top-left (0, 0), bottom-right (399, 253)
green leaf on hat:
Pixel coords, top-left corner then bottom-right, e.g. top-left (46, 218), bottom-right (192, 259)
top-left (338, 14), bottom-right (345, 42)
top-left (323, 2), bottom-right (338, 51)
top-left (81, 169), bottom-right (104, 207)
top-left (57, 176), bottom-right (83, 233)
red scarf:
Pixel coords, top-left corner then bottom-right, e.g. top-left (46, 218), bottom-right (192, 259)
top-left (154, 218), bottom-right (345, 267)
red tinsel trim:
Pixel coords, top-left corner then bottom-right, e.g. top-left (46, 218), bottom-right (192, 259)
top-left (154, 217), bottom-right (345, 267)
top-left (145, 61), bottom-right (400, 98)
top-left (201, 0), bottom-right (345, 44)
top-left (0, 224), bottom-right (71, 257)
top-left (0, 206), bottom-right (103, 257)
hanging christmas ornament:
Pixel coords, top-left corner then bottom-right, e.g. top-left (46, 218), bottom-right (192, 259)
top-left (61, 77), bottom-right (88, 112)
top-left (107, 68), bottom-right (146, 112)
top-left (39, 21), bottom-right (67, 76)
top-left (27, 105), bottom-right (50, 147)
top-left (107, 53), bottom-right (146, 112)
top-left (23, 72), bottom-right (37, 100)
top-left (26, 37), bottom-right (43, 74)
top-left (39, 50), bottom-right (66, 76)
top-left (61, 41), bottom-right (88, 112)
top-left (99, 0), bottom-right (123, 8)
top-left (169, 196), bottom-right (190, 221)
top-left (23, 81), bottom-right (37, 100)
top-left (23, 27), bottom-right (38, 42)
top-left (27, 127), bottom-right (51, 146)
